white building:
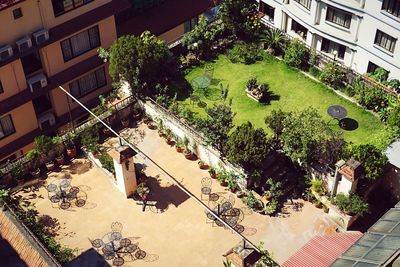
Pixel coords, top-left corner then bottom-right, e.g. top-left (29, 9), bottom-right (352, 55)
top-left (259, 0), bottom-right (400, 79)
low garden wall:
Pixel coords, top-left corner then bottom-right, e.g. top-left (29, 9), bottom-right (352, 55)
top-left (142, 98), bottom-right (248, 190)
top-left (0, 208), bottom-right (61, 267)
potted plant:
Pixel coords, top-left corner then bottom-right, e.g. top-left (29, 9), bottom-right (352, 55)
top-left (184, 148), bottom-right (193, 159)
top-left (323, 204), bottom-right (329, 213)
top-left (263, 199), bottom-right (278, 215)
top-left (53, 136), bottom-right (65, 165)
top-left (131, 102), bottom-right (142, 120)
top-left (226, 172), bottom-right (238, 192)
top-left (164, 128), bottom-right (173, 145)
top-left (309, 179), bottom-right (325, 195)
top-left (264, 178), bottom-right (283, 201)
top-left (235, 189), bottom-right (245, 198)
top-left (208, 167), bottom-right (217, 179)
top-left (33, 135), bottom-right (55, 171)
top-left (175, 140), bottom-right (184, 153)
top-left (198, 160), bottom-right (209, 170)
top-left (80, 128), bottom-right (101, 157)
top-left (11, 163), bottom-right (24, 185)
top-left (26, 150), bottom-right (41, 178)
top-left (136, 182), bottom-right (150, 201)
top-left (217, 170), bottom-right (228, 187)
top-left (314, 199), bottom-right (323, 209)
top-left (0, 189), bottom-right (9, 211)
top-left (121, 116), bottom-right (130, 128)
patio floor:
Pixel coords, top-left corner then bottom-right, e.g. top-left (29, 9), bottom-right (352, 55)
top-left (14, 123), bottom-right (339, 266)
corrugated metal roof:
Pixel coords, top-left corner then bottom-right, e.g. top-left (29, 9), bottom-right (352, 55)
top-left (385, 141), bottom-right (400, 169)
top-left (282, 232), bottom-right (362, 267)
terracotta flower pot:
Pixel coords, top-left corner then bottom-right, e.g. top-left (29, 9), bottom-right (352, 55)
top-left (184, 153), bottom-right (193, 159)
top-left (56, 155), bottom-right (65, 165)
top-left (30, 168), bottom-right (41, 178)
top-left (220, 181), bottom-right (228, 187)
top-left (176, 147), bottom-right (183, 153)
top-left (210, 173), bottom-right (217, 179)
top-left (147, 123), bottom-right (156, 130)
top-left (46, 161), bottom-right (55, 171)
top-left (121, 119), bottom-right (130, 128)
top-left (67, 146), bottom-right (77, 158)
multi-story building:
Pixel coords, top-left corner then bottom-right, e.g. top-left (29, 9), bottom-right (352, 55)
top-left (258, 0), bottom-right (400, 79)
top-left (0, 0), bottom-right (214, 164)
top-left (0, 0), bottom-right (130, 163)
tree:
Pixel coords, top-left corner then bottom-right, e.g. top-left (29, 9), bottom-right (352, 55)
top-left (387, 106), bottom-right (400, 128)
top-left (219, 0), bottom-right (261, 40)
top-left (319, 61), bottom-right (346, 89)
top-left (280, 107), bottom-right (346, 166)
top-left (351, 144), bottom-right (388, 180)
top-left (283, 39), bottom-right (309, 69)
top-left (198, 104), bottom-right (235, 154)
top-left (181, 16), bottom-right (226, 59)
top-left (260, 28), bottom-right (287, 55)
top-left (265, 109), bottom-right (288, 138)
top-left (107, 31), bottom-right (176, 97)
top-left (225, 122), bottom-right (270, 176)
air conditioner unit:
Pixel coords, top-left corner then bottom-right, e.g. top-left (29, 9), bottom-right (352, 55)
top-left (38, 111), bottom-right (56, 130)
top-left (16, 36), bottom-right (32, 53)
top-left (33, 29), bottom-right (49, 45)
top-left (27, 73), bottom-right (47, 92)
top-left (0, 45), bottom-right (13, 61)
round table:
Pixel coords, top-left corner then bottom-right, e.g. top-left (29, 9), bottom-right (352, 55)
top-left (192, 76), bottom-right (211, 90)
top-left (327, 105), bottom-right (347, 120)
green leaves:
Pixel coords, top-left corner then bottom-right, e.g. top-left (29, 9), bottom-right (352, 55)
top-left (225, 122), bottom-right (269, 175)
top-left (351, 144), bottom-right (388, 180)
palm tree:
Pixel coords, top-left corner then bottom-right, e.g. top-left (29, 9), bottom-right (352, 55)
top-left (261, 28), bottom-right (288, 55)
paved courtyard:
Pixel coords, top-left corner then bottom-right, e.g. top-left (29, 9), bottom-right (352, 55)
top-left (14, 123), bottom-right (338, 266)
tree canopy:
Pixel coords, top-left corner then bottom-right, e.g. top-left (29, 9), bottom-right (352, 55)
top-left (225, 122), bottom-right (270, 176)
top-left (107, 31), bottom-right (176, 97)
top-left (274, 107), bottom-right (346, 166)
top-left (219, 0), bottom-right (261, 40)
top-left (351, 144), bottom-right (388, 180)
top-left (198, 103), bottom-right (235, 154)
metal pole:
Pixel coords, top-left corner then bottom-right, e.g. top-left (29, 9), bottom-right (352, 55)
top-left (65, 90), bottom-right (75, 132)
top-left (58, 86), bottom-right (262, 253)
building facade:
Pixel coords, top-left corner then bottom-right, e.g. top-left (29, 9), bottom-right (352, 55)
top-left (0, 0), bottom-right (213, 163)
top-left (258, 0), bottom-right (400, 79)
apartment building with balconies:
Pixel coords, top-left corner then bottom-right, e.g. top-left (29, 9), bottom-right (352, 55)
top-left (0, 0), bottom-right (214, 164)
top-left (0, 0), bottom-right (130, 163)
top-left (258, 0), bottom-right (400, 79)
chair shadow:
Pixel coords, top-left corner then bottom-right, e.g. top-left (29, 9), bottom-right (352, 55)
top-left (339, 118), bottom-right (359, 131)
top-left (65, 248), bottom-right (111, 267)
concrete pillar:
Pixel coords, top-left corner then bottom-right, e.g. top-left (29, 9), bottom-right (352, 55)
top-left (108, 145), bottom-right (138, 198)
top-left (332, 160), bottom-right (346, 196)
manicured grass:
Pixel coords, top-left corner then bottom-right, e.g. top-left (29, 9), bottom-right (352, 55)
top-left (180, 54), bottom-right (384, 145)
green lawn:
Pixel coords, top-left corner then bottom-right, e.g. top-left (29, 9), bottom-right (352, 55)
top-left (179, 54), bottom-right (384, 145)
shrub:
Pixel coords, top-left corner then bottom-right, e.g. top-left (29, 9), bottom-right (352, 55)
top-left (387, 106), bottom-right (400, 128)
top-left (227, 43), bottom-right (262, 64)
top-left (99, 153), bottom-right (115, 175)
top-left (356, 85), bottom-right (388, 112)
top-left (351, 144), bottom-right (388, 180)
top-left (309, 179), bottom-right (325, 195)
top-left (308, 66), bottom-right (321, 78)
top-left (334, 193), bottom-right (369, 216)
top-left (261, 28), bottom-right (288, 55)
top-left (242, 191), bottom-right (260, 209)
top-left (319, 62), bottom-right (346, 89)
top-left (283, 39), bottom-right (309, 69)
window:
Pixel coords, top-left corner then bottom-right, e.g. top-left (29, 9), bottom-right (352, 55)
top-left (61, 26), bottom-right (100, 62)
top-left (184, 17), bottom-right (198, 33)
top-left (0, 115), bottom-right (16, 140)
top-left (382, 0), bottom-right (400, 18)
top-left (52, 0), bottom-right (93, 17)
top-left (291, 20), bottom-right (308, 40)
top-left (0, 81), bottom-right (3, 94)
top-left (69, 68), bottom-right (106, 98)
top-left (260, 2), bottom-right (275, 21)
top-left (321, 38), bottom-right (346, 59)
top-left (13, 8), bottom-right (23, 19)
top-left (374, 30), bottom-right (397, 53)
top-left (326, 6), bottom-right (352, 29)
top-left (293, 0), bottom-right (311, 10)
